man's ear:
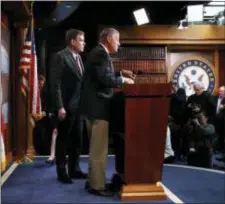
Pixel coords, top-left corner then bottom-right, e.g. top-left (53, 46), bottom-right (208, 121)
top-left (106, 35), bottom-right (112, 43)
top-left (71, 39), bottom-right (77, 46)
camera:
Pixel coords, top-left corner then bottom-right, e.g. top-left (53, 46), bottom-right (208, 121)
top-left (188, 103), bottom-right (203, 119)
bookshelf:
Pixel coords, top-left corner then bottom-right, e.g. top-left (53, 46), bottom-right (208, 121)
top-left (111, 45), bottom-right (167, 84)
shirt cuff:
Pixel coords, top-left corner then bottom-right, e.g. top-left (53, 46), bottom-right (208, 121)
top-left (121, 76), bottom-right (125, 83)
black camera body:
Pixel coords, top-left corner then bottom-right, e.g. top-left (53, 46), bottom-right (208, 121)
top-left (188, 103), bottom-right (203, 119)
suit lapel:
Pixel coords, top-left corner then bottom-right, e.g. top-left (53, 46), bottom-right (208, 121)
top-left (64, 48), bottom-right (82, 79)
top-left (98, 44), bottom-right (114, 73)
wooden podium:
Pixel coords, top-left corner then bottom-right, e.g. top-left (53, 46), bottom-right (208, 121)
top-left (121, 83), bottom-right (171, 201)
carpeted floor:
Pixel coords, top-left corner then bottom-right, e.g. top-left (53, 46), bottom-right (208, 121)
top-left (1, 156), bottom-right (225, 204)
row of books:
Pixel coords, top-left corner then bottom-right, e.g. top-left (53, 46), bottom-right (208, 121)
top-left (134, 75), bottom-right (167, 84)
top-left (113, 60), bottom-right (167, 74)
top-left (110, 46), bottom-right (166, 59)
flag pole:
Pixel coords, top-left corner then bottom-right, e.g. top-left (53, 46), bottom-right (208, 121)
top-left (21, 1), bottom-right (36, 164)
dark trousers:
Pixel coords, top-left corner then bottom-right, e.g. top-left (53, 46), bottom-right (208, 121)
top-left (214, 114), bottom-right (225, 151)
top-left (56, 113), bottom-right (84, 174)
top-left (112, 133), bottom-right (125, 175)
top-left (169, 122), bottom-right (182, 157)
top-left (110, 91), bottom-right (125, 181)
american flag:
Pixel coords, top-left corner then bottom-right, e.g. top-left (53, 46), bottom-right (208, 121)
top-left (19, 17), bottom-right (42, 120)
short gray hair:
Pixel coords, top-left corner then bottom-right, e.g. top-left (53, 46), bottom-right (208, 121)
top-left (193, 81), bottom-right (205, 89)
top-left (99, 28), bottom-right (119, 42)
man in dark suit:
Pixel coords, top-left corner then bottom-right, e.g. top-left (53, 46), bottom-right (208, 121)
top-left (214, 86), bottom-right (225, 160)
top-left (185, 81), bottom-right (216, 123)
top-left (80, 28), bottom-right (135, 196)
top-left (50, 29), bottom-right (87, 184)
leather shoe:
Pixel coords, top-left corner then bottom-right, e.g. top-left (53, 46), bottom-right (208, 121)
top-left (164, 156), bottom-right (176, 164)
top-left (57, 174), bottom-right (73, 184)
top-left (111, 173), bottom-right (125, 192)
top-left (57, 168), bottom-right (73, 184)
top-left (87, 188), bottom-right (114, 197)
top-left (85, 181), bottom-right (112, 191)
top-left (45, 159), bottom-right (55, 165)
top-left (70, 171), bottom-right (88, 179)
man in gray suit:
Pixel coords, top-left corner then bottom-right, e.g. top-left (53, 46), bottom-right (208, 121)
top-left (50, 29), bottom-right (87, 184)
top-left (80, 28), bottom-right (135, 196)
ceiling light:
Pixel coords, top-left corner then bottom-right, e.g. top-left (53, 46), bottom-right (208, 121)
top-left (187, 5), bottom-right (204, 22)
top-left (204, 3), bottom-right (225, 17)
top-left (133, 8), bottom-right (149, 25)
top-left (208, 0), bottom-right (225, 6)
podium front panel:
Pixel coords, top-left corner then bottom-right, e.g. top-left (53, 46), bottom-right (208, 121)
top-left (124, 97), bottom-right (169, 184)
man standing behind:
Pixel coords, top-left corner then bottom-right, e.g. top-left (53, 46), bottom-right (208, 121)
top-left (214, 86), bottom-right (225, 160)
top-left (50, 29), bottom-right (87, 184)
top-left (80, 28), bottom-right (135, 196)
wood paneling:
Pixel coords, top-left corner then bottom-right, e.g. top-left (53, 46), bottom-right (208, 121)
top-left (117, 25), bottom-right (225, 45)
top-left (169, 51), bottom-right (215, 66)
top-left (219, 50), bottom-right (225, 87)
top-left (2, 1), bottom-right (30, 22)
top-left (167, 50), bottom-right (219, 95)
top-left (2, 1), bottom-right (32, 163)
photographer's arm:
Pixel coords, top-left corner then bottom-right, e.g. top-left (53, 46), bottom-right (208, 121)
top-left (195, 124), bottom-right (215, 139)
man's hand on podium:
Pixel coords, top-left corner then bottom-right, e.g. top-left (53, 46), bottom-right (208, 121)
top-left (121, 70), bottom-right (136, 80)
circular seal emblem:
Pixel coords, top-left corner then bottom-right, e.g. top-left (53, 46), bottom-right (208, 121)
top-left (171, 59), bottom-right (216, 97)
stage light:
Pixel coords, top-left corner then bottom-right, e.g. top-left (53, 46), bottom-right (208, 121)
top-left (133, 8), bottom-right (149, 25)
top-left (208, 0), bottom-right (225, 6)
top-left (204, 0), bottom-right (225, 17)
top-left (178, 19), bottom-right (188, 30)
top-left (187, 4), bottom-right (204, 22)
top-left (204, 6), bottom-right (225, 16)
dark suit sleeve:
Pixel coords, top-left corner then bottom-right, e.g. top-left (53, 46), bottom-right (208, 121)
top-left (115, 71), bottom-right (122, 77)
top-left (94, 51), bottom-right (123, 88)
top-left (207, 94), bottom-right (217, 118)
top-left (49, 53), bottom-right (64, 110)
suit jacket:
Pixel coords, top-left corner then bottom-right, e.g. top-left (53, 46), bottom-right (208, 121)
top-left (185, 91), bottom-right (216, 122)
top-left (50, 47), bottom-right (84, 114)
top-left (79, 44), bottom-right (123, 121)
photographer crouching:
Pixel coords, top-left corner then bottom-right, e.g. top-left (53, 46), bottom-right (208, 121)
top-left (186, 103), bottom-right (215, 168)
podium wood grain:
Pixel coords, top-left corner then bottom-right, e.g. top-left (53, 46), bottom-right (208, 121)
top-left (121, 183), bottom-right (167, 201)
top-left (121, 84), bottom-right (171, 201)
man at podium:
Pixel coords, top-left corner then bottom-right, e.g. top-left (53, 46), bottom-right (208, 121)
top-left (79, 27), bottom-right (135, 196)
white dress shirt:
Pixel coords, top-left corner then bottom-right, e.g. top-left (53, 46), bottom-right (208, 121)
top-left (216, 97), bottom-right (223, 113)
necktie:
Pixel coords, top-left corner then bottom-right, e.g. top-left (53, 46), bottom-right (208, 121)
top-left (75, 55), bottom-right (83, 75)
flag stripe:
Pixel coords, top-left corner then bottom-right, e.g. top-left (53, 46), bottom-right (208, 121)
top-left (20, 57), bottom-right (31, 63)
top-left (22, 49), bottom-right (32, 55)
top-left (19, 16), bottom-right (42, 120)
